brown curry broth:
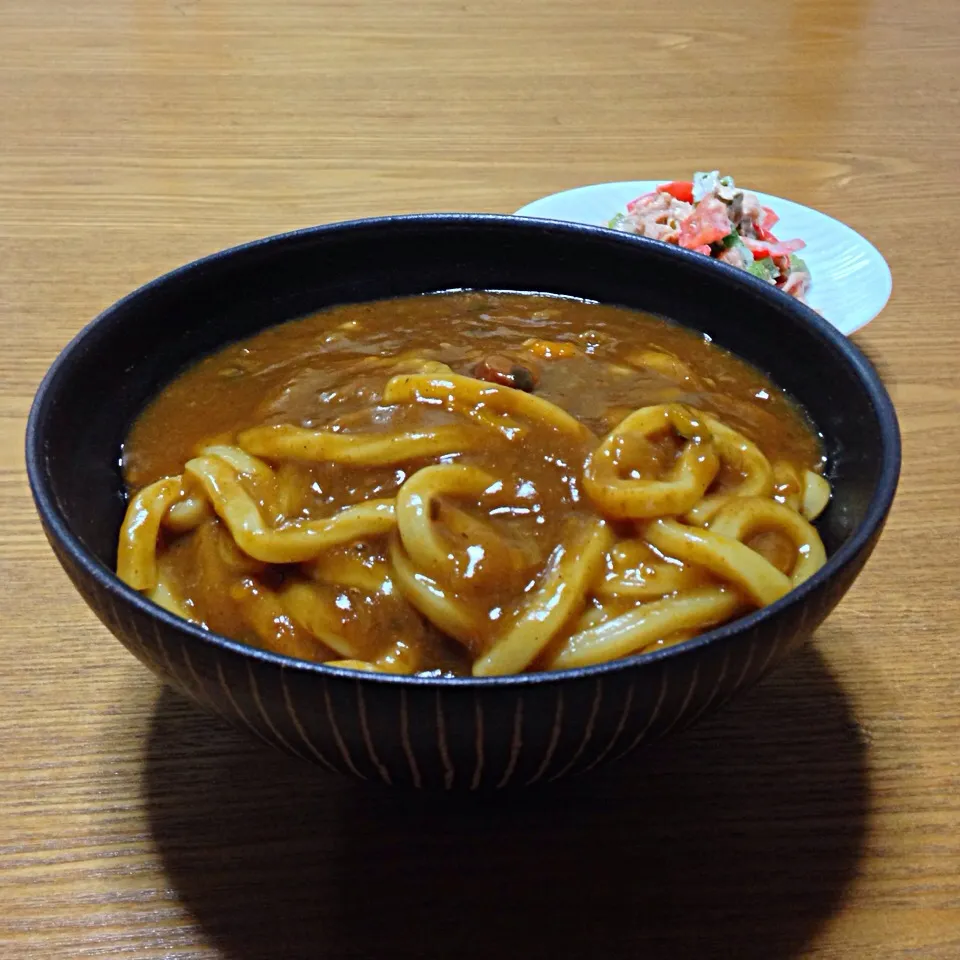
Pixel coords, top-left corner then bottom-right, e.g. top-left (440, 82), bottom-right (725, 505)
top-left (124, 292), bottom-right (823, 672)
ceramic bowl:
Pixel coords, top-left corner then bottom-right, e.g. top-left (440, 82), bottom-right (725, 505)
top-left (26, 214), bottom-right (900, 789)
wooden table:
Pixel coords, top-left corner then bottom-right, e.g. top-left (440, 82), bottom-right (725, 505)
top-left (2, 1), bottom-right (958, 957)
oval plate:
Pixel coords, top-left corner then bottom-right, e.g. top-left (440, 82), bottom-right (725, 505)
top-left (515, 181), bottom-right (892, 335)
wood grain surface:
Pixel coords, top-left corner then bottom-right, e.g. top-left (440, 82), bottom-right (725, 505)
top-left (2, 0), bottom-right (958, 957)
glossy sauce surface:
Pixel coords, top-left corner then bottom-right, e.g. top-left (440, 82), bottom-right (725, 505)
top-left (124, 292), bottom-right (824, 674)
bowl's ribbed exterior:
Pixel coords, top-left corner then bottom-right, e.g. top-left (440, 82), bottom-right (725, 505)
top-left (44, 521), bottom-right (880, 789)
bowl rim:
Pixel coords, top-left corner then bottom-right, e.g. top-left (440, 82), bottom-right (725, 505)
top-left (25, 212), bottom-right (902, 688)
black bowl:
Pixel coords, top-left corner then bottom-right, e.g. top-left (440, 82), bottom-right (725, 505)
top-left (26, 214), bottom-right (900, 789)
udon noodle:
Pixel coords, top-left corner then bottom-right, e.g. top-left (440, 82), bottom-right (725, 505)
top-left (118, 292), bottom-right (830, 676)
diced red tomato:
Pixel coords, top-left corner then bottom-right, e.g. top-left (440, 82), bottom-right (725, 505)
top-left (760, 206), bottom-right (779, 231)
top-left (677, 196), bottom-right (733, 250)
top-left (693, 244), bottom-right (711, 255)
top-left (742, 236), bottom-right (805, 258)
top-left (754, 207), bottom-right (782, 242)
top-left (656, 180), bottom-right (694, 203)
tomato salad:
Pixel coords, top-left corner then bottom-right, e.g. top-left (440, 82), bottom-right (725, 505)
top-left (609, 171), bottom-right (811, 301)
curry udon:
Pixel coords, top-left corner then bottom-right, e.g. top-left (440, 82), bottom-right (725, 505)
top-left (118, 292), bottom-right (830, 676)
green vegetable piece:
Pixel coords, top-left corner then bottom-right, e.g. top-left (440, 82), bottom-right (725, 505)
top-left (748, 257), bottom-right (779, 282)
top-left (720, 232), bottom-right (755, 265)
top-left (789, 253), bottom-right (810, 275)
top-left (608, 213), bottom-right (626, 229)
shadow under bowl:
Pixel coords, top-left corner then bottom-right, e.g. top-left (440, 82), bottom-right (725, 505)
top-left (25, 214), bottom-right (900, 789)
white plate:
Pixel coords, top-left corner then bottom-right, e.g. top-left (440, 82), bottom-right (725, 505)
top-left (515, 181), bottom-right (892, 336)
